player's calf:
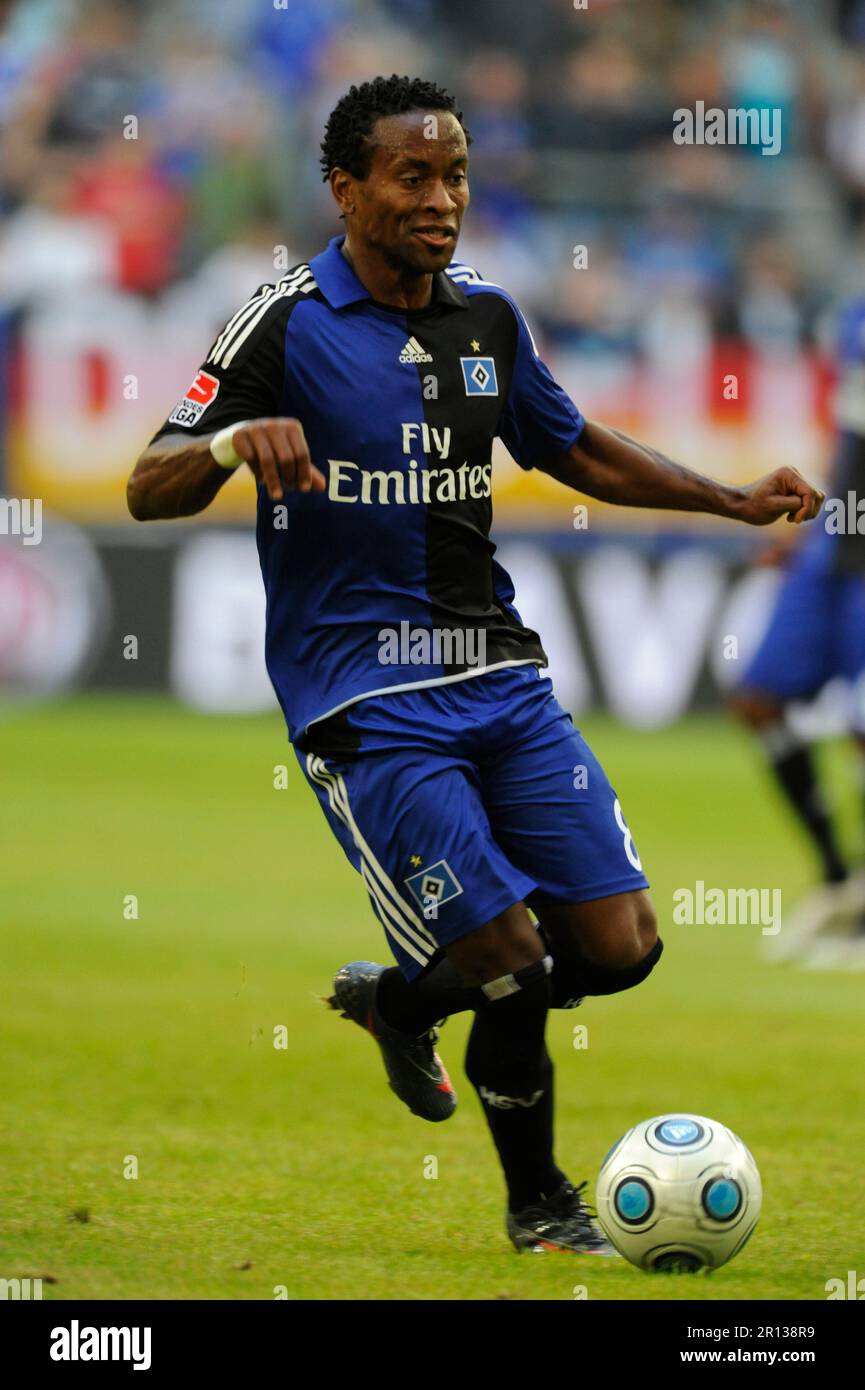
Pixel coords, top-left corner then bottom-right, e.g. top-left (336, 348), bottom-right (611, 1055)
top-left (731, 693), bottom-right (849, 886)
top-left (463, 954), bottom-right (563, 1208)
top-left (458, 948), bottom-right (615, 1254)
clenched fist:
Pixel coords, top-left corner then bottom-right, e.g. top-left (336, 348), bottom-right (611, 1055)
top-left (736, 467), bottom-right (825, 526)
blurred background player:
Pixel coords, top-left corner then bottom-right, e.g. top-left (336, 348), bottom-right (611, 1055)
top-left (731, 295), bottom-right (865, 965)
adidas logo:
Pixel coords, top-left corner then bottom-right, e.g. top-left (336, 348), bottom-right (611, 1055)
top-left (399, 336), bottom-right (433, 364)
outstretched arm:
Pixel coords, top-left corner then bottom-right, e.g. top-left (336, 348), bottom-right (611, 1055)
top-left (541, 420), bottom-right (825, 526)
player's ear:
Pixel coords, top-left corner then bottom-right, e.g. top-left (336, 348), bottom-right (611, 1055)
top-left (329, 167), bottom-right (355, 219)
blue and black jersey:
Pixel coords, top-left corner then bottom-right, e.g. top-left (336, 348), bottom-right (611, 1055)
top-left (152, 234), bottom-right (585, 741)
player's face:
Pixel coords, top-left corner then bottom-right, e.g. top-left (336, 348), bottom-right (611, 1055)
top-left (350, 110), bottom-right (469, 273)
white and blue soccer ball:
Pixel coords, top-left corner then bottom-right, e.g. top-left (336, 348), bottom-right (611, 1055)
top-left (595, 1113), bottom-right (762, 1272)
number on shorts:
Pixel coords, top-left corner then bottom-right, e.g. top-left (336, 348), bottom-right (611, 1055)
top-left (614, 797), bottom-right (642, 871)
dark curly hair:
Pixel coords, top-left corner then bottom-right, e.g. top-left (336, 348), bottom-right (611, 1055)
top-left (320, 74), bottom-right (470, 181)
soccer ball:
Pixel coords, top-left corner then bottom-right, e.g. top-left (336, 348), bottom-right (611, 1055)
top-left (595, 1113), bottom-right (762, 1272)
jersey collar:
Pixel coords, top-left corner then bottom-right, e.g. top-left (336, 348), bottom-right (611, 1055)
top-left (311, 235), bottom-right (469, 311)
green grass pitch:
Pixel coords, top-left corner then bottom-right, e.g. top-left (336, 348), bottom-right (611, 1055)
top-left (2, 695), bottom-right (864, 1301)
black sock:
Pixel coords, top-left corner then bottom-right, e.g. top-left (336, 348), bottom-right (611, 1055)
top-left (760, 726), bottom-right (847, 883)
top-left (375, 931), bottom-right (625, 1033)
top-left (375, 957), bottom-right (482, 1035)
top-left (463, 956), bottom-right (564, 1212)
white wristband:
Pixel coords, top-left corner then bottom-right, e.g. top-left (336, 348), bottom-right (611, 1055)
top-left (209, 421), bottom-right (251, 470)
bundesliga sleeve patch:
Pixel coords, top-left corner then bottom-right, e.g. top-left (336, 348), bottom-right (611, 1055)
top-left (168, 369), bottom-right (220, 427)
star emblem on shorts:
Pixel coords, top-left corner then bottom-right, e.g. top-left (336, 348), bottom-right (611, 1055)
top-left (409, 855), bottom-right (422, 867)
top-left (470, 339), bottom-right (480, 352)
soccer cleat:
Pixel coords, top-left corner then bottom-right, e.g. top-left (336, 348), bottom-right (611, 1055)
top-left (508, 1179), bottom-right (619, 1256)
top-left (328, 961), bottom-right (456, 1122)
top-left (762, 878), bottom-right (863, 963)
top-left (799, 914), bottom-right (865, 971)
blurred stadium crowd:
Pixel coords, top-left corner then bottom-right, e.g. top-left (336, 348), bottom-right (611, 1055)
top-left (3, 0), bottom-right (865, 357)
top-left (3, 0), bottom-right (862, 721)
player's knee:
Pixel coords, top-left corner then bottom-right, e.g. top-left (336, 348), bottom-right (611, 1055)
top-left (575, 936), bottom-right (664, 997)
top-left (602, 913), bottom-right (657, 971)
top-left (634, 895), bottom-right (657, 958)
top-left (581, 893), bottom-right (657, 970)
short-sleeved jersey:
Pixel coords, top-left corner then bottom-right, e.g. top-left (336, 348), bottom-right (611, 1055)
top-left (151, 234), bottom-right (585, 741)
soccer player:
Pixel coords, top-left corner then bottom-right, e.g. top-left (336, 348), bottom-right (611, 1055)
top-left (128, 76), bottom-right (824, 1254)
top-left (730, 296), bottom-right (865, 964)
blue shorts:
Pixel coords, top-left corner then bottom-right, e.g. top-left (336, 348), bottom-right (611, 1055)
top-left (740, 549), bottom-right (865, 706)
top-left (296, 666), bottom-right (649, 980)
